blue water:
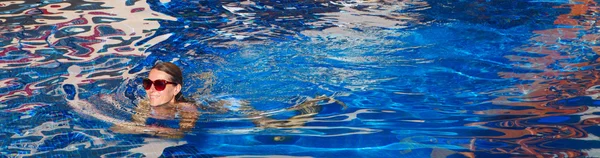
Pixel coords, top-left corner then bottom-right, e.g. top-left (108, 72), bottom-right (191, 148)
top-left (1, 0), bottom-right (600, 157)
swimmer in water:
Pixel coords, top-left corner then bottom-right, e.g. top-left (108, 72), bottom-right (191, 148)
top-left (111, 62), bottom-right (346, 140)
top-left (111, 62), bottom-right (198, 138)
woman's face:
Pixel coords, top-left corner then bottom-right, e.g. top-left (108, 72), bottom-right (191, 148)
top-left (146, 69), bottom-right (181, 106)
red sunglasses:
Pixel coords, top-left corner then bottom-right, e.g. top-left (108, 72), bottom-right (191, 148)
top-left (142, 78), bottom-right (178, 91)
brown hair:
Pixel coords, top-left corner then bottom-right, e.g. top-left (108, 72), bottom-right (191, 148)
top-left (151, 62), bottom-right (190, 103)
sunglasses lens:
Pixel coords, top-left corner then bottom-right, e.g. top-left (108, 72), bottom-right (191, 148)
top-left (142, 79), bottom-right (152, 90)
top-left (154, 80), bottom-right (167, 91)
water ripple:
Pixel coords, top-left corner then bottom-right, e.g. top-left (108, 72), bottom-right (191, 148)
top-left (1, 0), bottom-right (600, 157)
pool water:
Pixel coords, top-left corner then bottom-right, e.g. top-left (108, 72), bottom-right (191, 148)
top-left (1, 0), bottom-right (600, 157)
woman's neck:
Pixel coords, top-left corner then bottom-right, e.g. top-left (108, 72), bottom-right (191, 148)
top-left (150, 102), bottom-right (178, 119)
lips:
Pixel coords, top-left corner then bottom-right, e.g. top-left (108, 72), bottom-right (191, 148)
top-left (149, 95), bottom-right (160, 100)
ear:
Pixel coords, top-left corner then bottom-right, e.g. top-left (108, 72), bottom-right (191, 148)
top-left (174, 84), bottom-right (182, 96)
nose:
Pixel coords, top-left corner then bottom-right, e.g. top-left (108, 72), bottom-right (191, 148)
top-left (146, 84), bottom-right (156, 93)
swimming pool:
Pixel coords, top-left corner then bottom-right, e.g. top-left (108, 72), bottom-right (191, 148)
top-left (1, 0), bottom-right (599, 157)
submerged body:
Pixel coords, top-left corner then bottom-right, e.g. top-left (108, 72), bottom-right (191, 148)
top-left (111, 100), bottom-right (198, 138)
top-left (107, 62), bottom-right (346, 157)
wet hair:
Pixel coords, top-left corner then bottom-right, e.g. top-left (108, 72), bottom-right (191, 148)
top-left (151, 62), bottom-right (191, 103)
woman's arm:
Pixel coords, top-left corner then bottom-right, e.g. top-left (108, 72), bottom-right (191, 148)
top-left (110, 103), bottom-right (199, 138)
top-left (111, 122), bottom-right (186, 138)
top-left (178, 103), bottom-right (199, 132)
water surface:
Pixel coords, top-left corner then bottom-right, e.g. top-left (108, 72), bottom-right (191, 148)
top-left (1, 0), bottom-right (600, 157)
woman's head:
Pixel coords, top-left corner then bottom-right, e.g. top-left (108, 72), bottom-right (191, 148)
top-left (143, 62), bottom-right (185, 106)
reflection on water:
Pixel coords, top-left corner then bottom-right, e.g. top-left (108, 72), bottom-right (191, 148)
top-left (0, 0), bottom-right (176, 157)
top-left (1, 0), bottom-right (600, 157)
top-left (478, 0), bottom-right (600, 157)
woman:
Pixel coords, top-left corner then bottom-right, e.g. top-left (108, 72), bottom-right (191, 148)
top-left (110, 62), bottom-right (346, 156)
top-left (112, 62), bottom-right (345, 138)
top-left (111, 62), bottom-right (199, 138)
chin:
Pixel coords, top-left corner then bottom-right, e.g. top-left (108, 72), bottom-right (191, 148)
top-left (149, 100), bottom-right (168, 106)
